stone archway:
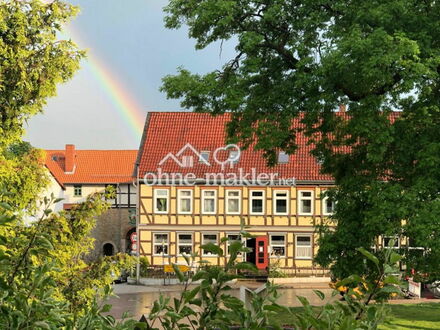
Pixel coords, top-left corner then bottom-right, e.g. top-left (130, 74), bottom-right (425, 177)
top-left (103, 242), bottom-right (116, 256)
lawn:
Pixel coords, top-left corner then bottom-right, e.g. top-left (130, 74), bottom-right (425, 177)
top-left (272, 303), bottom-right (440, 329)
top-left (380, 303), bottom-right (440, 329)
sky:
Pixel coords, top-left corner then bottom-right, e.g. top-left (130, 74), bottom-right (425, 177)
top-left (25, 0), bottom-right (236, 150)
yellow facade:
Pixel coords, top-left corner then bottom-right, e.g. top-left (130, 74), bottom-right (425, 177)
top-left (139, 185), bottom-right (333, 274)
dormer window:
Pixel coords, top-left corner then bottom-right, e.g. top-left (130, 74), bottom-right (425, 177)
top-left (199, 151), bottom-right (210, 163)
top-left (278, 151), bottom-right (289, 164)
top-left (228, 150), bottom-right (240, 163)
top-left (51, 155), bottom-right (58, 161)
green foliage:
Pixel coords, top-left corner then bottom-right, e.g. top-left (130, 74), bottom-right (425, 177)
top-left (0, 0), bottom-right (138, 328)
top-left (162, 0), bottom-right (440, 281)
top-left (0, 0), bottom-right (85, 147)
top-left (0, 141), bottom-right (49, 214)
top-left (143, 235), bottom-right (401, 329)
top-left (0, 193), bottom-right (139, 329)
top-left (267, 258), bottom-right (287, 278)
top-left (139, 256), bottom-right (151, 277)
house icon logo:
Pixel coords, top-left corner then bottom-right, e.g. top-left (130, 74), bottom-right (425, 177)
top-left (158, 143), bottom-right (210, 168)
top-left (158, 143), bottom-right (241, 169)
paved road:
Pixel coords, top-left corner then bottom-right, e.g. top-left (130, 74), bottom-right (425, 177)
top-left (106, 282), bottom-right (335, 320)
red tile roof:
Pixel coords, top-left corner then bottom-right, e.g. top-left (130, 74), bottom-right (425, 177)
top-left (45, 149), bottom-right (137, 185)
top-left (137, 112), bottom-right (334, 183)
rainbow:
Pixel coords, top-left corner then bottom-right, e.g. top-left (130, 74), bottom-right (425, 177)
top-left (62, 25), bottom-right (146, 142)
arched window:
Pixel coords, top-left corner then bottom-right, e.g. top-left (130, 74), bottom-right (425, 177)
top-left (103, 243), bottom-right (115, 256)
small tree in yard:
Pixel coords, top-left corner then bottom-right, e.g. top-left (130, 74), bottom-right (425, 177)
top-left (161, 0), bottom-right (440, 281)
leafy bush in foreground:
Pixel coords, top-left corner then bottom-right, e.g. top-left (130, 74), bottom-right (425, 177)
top-left (0, 194), bottom-right (140, 329)
top-left (142, 231), bottom-right (402, 329)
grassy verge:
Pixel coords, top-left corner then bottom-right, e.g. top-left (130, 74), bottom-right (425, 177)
top-left (271, 303), bottom-right (440, 329)
top-left (380, 303), bottom-right (440, 329)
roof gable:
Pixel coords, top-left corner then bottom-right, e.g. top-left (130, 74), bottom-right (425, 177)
top-left (136, 112), bottom-right (332, 182)
top-left (45, 149), bottom-right (137, 185)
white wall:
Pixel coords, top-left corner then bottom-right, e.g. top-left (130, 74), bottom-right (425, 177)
top-left (64, 185), bottom-right (106, 204)
top-left (34, 179), bottom-right (137, 218)
top-left (29, 171), bottom-right (65, 222)
top-left (64, 183), bottom-right (137, 207)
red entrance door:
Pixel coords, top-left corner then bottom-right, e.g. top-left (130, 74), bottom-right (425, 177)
top-left (255, 236), bottom-right (269, 270)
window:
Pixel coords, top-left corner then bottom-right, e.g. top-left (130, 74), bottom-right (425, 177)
top-left (199, 151), bottom-right (210, 163)
top-left (226, 234), bottom-right (242, 256)
top-left (295, 235), bottom-right (312, 259)
top-left (249, 190), bottom-right (265, 215)
top-left (322, 195), bottom-right (335, 215)
top-left (383, 236), bottom-right (400, 249)
top-left (228, 150), bottom-right (240, 163)
top-left (73, 185), bottom-right (82, 197)
top-left (226, 190), bottom-right (241, 214)
top-left (154, 189), bottom-right (169, 213)
top-left (202, 190), bottom-right (216, 214)
top-left (298, 191), bottom-right (314, 215)
top-left (178, 190), bottom-right (193, 214)
top-left (153, 233), bottom-right (169, 255)
top-left (202, 233), bottom-right (218, 256)
top-left (278, 151), bottom-right (289, 164)
top-left (273, 190), bottom-right (288, 215)
top-left (177, 233), bottom-right (193, 255)
top-left (270, 235), bottom-right (286, 257)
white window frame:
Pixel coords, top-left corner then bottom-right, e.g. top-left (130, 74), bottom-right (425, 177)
top-left (383, 236), bottom-right (400, 249)
top-left (199, 151), bottom-right (210, 163)
top-left (269, 234), bottom-right (286, 258)
top-left (273, 190), bottom-right (289, 215)
top-left (201, 189), bottom-right (217, 214)
top-left (225, 190), bottom-right (241, 214)
top-left (249, 190), bottom-right (265, 215)
top-left (228, 150), bottom-right (240, 163)
top-left (298, 190), bottom-right (314, 216)
top-left (226, 233), bottom-right (242, 257)
top-left (153, 233), bottom-right (169, 256)
top-left (322, 194), bottom-right (335, 216)
top-left (202, 233), bottom-right (219, 256)
top-left (154, 189), bottom-right (169, 214)
top-left (278, 151), bottom-right (289, 164)
top-left (73, 185), bottom-right (82, 197)
top-left (177, 233), bottom-right (193, 256)
top-left (177, 189), bottom-right (193, 214)
top-left (295, 234), bottom-right (313, 260)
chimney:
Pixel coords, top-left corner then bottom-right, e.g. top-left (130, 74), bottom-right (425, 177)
top-left (65, 144), bottom-right (75, 173)
top-left (339, 104), bottom-right (346, 112)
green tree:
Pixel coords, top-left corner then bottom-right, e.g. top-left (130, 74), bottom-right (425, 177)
top-left (0, 0), bottom-right (84, 214)
top-left (161, 0), bottom-right (440, 280)
top-left (0, 0), bottom-right (84, 147)
top-left (0, 1), bottom-right (139, 328)
top-left (0, 192), bottom-right (138, 328)
top-left (0, 141), bottom-right (49, 214)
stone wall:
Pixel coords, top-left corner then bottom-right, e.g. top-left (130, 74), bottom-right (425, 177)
top-left (86, 208), bottom-right (136, 261)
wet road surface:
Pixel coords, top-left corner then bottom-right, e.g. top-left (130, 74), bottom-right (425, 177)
top-left (106, 282), bottom-right (335, 320)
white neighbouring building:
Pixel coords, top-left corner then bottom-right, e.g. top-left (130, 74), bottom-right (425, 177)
top-left (43, 144), bottom-right (138, 260)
